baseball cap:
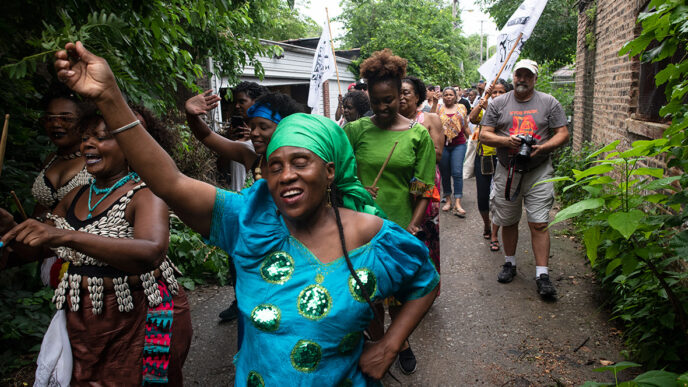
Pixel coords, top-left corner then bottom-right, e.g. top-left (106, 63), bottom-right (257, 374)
top-left (513, 59), bottom-right (538, 76)
top-left (353, 79), bottom-right (367, 91)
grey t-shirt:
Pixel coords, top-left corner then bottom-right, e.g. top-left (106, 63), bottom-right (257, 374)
top-left (481, 90), bottom-right (568, 170)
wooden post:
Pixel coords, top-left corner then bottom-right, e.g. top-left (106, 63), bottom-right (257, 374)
top-left (325, 8), bottom-right (342, 97)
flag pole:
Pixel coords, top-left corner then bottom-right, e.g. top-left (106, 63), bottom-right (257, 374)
top-left (483, 32), bottom-right (523, 100)
top-left (325, 8), bottom-right (342, 97)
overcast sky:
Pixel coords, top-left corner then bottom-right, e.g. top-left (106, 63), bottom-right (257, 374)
top-left (296, 0), bottom-right (500, 47)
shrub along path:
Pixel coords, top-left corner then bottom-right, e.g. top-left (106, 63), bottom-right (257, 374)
top-left (183, 178), bottom-right (631, 385)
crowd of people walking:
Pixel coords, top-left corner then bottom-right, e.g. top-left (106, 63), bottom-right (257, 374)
top-left (0, 42), bottom-right (569, 385)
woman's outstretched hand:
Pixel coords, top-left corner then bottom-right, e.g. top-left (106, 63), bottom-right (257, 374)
top-left (54, 41), bottom-right (118, 102)
top-left (186, 89), bottom-right (221, 116)
top-left (1, 219), bottom-right (67, 248)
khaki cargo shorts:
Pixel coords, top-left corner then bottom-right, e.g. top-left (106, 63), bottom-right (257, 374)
top-left (490, 160), bottom-right (555, 226)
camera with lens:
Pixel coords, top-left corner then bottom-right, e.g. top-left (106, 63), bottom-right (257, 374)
top-left (515, 134), bottom-right (537, 161)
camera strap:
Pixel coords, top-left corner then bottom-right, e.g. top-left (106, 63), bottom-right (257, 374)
top-left (505, 158), bottom-right (524, 202)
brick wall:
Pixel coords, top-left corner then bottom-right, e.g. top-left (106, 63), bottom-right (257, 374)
top-left (573, 0), bottom-right (668, 153)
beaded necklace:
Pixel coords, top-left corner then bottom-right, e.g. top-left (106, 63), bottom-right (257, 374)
top-left (87, 172), bottom-right (140, 219)
top-left (254, 155), bottom-right (264, 180)
top-left (58, 151), bottom-right (82, 160)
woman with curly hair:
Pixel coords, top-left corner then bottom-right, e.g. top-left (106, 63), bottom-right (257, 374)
top-left (344, 49), bottom-right (437, 375)
top-left (29, 85), bottom-right (92, 287)
top-left (339, 90), bottom-right (370, 127)
top-left (398, 75), bottom-right (444, 282)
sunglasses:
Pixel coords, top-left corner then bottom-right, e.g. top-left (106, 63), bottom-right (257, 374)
top-left (40, 114), bottom-right (78, 125)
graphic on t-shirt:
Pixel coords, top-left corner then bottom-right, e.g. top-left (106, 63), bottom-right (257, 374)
top-left (509, 112), bottom-right (542, 140)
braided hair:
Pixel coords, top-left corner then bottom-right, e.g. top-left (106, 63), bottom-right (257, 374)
top-left (329, 186), bottom-right (381, 321)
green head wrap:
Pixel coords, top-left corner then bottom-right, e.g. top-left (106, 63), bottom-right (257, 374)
top-left (266, 113), bottom-right (386, 218)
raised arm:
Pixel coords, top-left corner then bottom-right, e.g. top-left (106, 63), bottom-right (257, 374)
top-left (335, 94), bottom-right (344, 121)
top-left (468, 98), bottom-right (487, 125)
top-left (186, 90), bottom-right (257, 170)
top-left (55, 42), bottom-right (215, 236)
top-left (430, 91), bottom-right (440, 114)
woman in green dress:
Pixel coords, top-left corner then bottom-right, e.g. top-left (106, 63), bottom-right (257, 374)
top-left (343, 49), bottom-right (437, 376)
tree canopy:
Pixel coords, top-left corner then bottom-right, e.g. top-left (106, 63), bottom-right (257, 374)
top-left (476, 0), bottom-right (577, 66)
top-left (0, 0), bottom-right (312, 212)
top-left (338, 0), bottom-right (473, 86)
top-left (260, 1), bottom-right (321, 41)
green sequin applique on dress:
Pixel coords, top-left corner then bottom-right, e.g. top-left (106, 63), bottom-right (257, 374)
top-left (338, 332), bottom-right (363, 354)
top-left (250, 304), bottom-right (281, 332)
top-left (247, 371), bottom-right (265, 387)
top-left (260, 251), bottom-right (295, 284)
top-left (290, 339), bottom-right (322, 372)
top-left (297, 284), bottom-right (332, 320)
top-left (348, 268), bottom-right (377, 302)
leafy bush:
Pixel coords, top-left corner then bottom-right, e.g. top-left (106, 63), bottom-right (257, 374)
top-left (551, 141), bottom-right (596, 208)
top-left (536, 60), bottom-right (575, 117)
top-left (165, 122), bottom-right (220, 184)
top-left (167, 216), bottom-right (230, 290)
top-left (582, 362), bottom-right (688, 387)
top-left (0, 264), bottom-right (54, 380)
top-left (553, 0), bottom-right (688, 373)
top-left (547, 140), bottom-right (688, 370)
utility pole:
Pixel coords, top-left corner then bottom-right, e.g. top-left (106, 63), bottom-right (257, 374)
top-left (452, 0), bottom-right (459, 29)
top-left (479, 20), bottom-right (484, 63)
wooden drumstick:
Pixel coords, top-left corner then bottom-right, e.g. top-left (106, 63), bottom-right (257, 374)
top-left (0, 114), bottom-right (9, 176)
top-left (10, 191), bottom-right (28, 220)
top-left (371, 141), bottom-right (399, 189)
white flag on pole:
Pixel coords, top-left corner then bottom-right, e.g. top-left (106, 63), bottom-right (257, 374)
top-left (478, 0), bottom-right (548, 82)
top-left (308, 20), bottom-right (336, 114)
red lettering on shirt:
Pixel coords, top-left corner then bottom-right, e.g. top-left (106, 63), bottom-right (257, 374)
top-left (509, 114), bottom-right (541, 140)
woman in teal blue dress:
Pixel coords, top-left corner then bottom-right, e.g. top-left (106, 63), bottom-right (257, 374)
top-left (50, 42), bottom-right (439, 386)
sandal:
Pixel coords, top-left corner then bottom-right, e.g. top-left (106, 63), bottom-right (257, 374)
top-left (490, 240), bottom-right (500, 252)
top-left (452, 208), bottom-right (466, 218)
top-left (483, 230), bottom-right (491, 240)
top-left (441, 202), bottom-right (452, 212)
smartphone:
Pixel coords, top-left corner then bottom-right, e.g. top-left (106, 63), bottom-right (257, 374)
top-left (231, 115), bottom-right (245, 128)
top-left (434, 85), bottom-right (441, 92)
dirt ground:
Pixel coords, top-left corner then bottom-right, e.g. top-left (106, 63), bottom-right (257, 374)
top-left (182, 178), bottom-right (632, 386)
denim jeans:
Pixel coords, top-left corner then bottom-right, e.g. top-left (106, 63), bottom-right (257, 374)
top-left (440, 143), bottom-right (467, 198)
top-left (474, 155), bottom-right (497, 212)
